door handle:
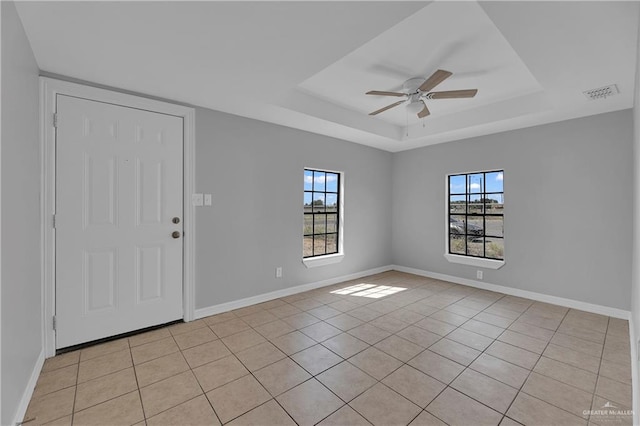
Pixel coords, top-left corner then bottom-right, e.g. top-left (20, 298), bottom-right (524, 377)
top-left (172, 231), bottom-right (181, 239)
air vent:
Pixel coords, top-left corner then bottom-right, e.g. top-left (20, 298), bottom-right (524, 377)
top-left (583, 84), bottom-right (619, 100)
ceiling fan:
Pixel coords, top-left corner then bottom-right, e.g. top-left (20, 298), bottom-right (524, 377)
top-left (366, 69), bottom-right (478, 118)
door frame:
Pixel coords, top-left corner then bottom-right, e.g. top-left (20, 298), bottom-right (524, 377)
top-left (40, 77), bottom-right (196, 357)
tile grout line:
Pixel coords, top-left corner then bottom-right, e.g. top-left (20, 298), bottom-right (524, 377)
top-left (67, 344), bottom-right (135, 421)
top-left (337, 280), bottom-right (514, 424)
top-left (183, 326), bottom-right (225, 426)
top-left (227, 324), bottom-right (291, 424)
top-left (587, 316), bottom-right (610, 424)
top-left (499, 306), bottom-right (606, 424)
top-left (74, 349), bottom-right (125, 415)
top-left (417, 292), bottom-right (530, 425)
top-left (125, 337), bottom-right (149, 425)
top-left (129, 327), bottom-right (210, 423)
top-left (138, 328), bottom-right (190, 423)
top-left (370, 281), bottom-right (625, 423)
top-left (33, 273), bottom-right (631, 426)
top-left (69, 352), bottom-right (81, 425)
top-left (335, 281), bottom-right (481, 423)
top-left (324, 284), bottom-right (440, 424)
top-left (241, 311), bottom-right (372, 425)
top-left (496, 304), bottom-right (569, 424)
top-left (433, 296), bottom-right (578, 421)
top-left (214, 277), bottom-right (443, 424)
top-left (338, 287), bottom-right (518, 425)
top-left (205, 321), bottom-right (299, 425)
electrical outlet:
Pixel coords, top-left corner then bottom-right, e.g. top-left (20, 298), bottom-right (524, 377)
top-left (476, 270), bottom-right (483, 280)
top-left (276, 267), bottom-right (282, 278)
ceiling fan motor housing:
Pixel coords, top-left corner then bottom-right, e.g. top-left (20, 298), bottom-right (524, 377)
top-left (402, 77), bottom-right (426, 94)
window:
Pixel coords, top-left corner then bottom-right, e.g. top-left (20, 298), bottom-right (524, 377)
top-left (304, 169), bottom-right (340, 259)
top-left (448, 170), bottom-right (504, 262)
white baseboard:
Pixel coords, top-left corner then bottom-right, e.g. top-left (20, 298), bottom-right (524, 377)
top-left (392, 265), bottom-right (631, 320)
top-left (194, 265), bottom-right (394, 319)
top-left (12, 349), bottom-right (45, 426)
top-left (196, 263), bottom-right (632, 321)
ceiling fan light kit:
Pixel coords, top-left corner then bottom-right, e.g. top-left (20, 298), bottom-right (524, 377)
top-left (402, 77), bottom-right (426, 93)
top-left (366, 69), bottom-right (478, 118)
top-left (406, 101), bottom-right (424, 114)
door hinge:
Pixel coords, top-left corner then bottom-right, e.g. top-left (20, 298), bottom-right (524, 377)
top-left (52, 316), bottom-right (57, 331)
top-left (53, 113), bottom-right (58, 128)
top-left (52, 214), bottom-right (56, 229)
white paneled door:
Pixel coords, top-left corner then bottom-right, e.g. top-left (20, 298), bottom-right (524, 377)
top-left (55, 95), bottom-right (184, 349)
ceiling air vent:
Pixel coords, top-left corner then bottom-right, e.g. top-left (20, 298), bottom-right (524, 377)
top-left (583, 84), bottom-right (619, 100)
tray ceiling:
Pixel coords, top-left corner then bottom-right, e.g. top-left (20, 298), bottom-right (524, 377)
top-left (15, 1), bottom-right (640, 152)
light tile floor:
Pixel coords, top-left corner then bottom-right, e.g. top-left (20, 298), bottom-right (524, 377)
top-left (25, 271), bottom-right (633, 425)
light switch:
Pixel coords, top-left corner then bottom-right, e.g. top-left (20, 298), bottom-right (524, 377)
top-left (204, 194), bottom-right (212, 206)
top-left (192, 193), bottom-right (203, 206)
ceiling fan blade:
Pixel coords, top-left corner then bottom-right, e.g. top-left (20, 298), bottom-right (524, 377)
top-left (366, 90), bottom-right (407, 97)
top-left (369, 100), bottom-right (405, 116)
top-left (417, 101), bottom-right (430, 118)
top-left (418, 69), bottom-right (453, 92)
top-left (428, 89), bottom-right (478, 99)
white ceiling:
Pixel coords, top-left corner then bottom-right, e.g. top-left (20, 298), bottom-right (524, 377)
top-left (15, 1), bottom-right (640, 152)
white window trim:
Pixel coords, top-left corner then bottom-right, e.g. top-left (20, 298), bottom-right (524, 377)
top-left (444, 253), bottom-right (504, 269)
top-left (303, 168), bottom-right (344, 268)
top-left (444, 171), bottom-right (505, 270)
top-left (303, 253), bottom-right (345, 268)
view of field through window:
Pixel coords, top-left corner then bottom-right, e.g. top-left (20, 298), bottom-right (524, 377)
top-left (449, 170), bottom-right (504, 260)
top-left (304, 169), bottom-right (340, 258)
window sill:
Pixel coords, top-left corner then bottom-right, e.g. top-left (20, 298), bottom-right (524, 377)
top-left (444, 253), bottom-right (505, 270)
top-left (303, 253), bottom-right (344, 268)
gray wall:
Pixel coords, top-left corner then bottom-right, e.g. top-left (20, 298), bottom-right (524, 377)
top-left (1, 2), bottom-right (43, 425)
top-left (194, 108), bottom-right (392, 308)
top-left (392, 110), bottom-right (633, 310)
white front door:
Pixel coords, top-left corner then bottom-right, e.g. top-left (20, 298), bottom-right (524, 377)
top-left (55, 94), bottom-right (184, 349)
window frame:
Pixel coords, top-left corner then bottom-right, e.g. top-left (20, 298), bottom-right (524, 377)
top-left (302, 168), bottom-right (344, 268)
top-left (444, 170), bottom-right (505, 270)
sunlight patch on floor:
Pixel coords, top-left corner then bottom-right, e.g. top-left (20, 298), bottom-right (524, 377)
top-left (330, 283), bottom-right (407, 298)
